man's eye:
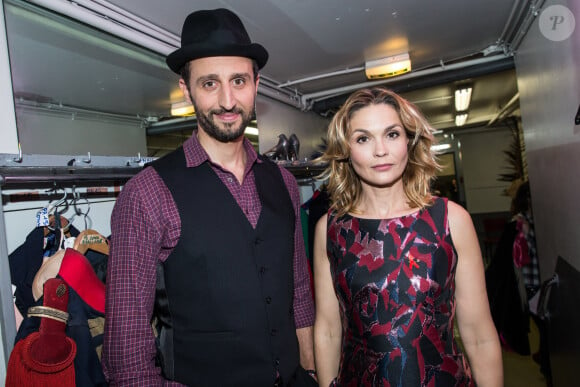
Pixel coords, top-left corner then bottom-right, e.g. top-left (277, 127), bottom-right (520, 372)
top-left (233, 78), bottom-right (246, 86)
top-left (203, 81), bottom-right (216, 88)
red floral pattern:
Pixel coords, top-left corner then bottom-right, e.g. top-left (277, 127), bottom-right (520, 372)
top-left (326, 197), bottom-right (473, 386)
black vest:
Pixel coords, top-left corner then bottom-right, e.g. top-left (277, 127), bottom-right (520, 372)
top-left (150, 147), bottom-right (299, 386)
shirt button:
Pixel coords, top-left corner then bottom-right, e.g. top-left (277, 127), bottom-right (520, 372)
top-left (266, 296), bottom-right (272, 304)
top-left (227, 177), bottom-right (233, 183)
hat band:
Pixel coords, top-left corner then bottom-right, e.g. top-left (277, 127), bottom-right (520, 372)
top-left (27, 306), bottom-right (69, 323)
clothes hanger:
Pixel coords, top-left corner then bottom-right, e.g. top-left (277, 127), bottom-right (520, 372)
top-left (73, 229), bottom-right (109, 256)
top-left (71, 185), bottom-right (92, 230)
top-left (69, 187), bottom-right (108, 255)
top-left (44, 186), bottom-right (72, 235)
top-left (36, 185), bottom-right (65, 230)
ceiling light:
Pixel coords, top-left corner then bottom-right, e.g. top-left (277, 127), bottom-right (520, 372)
top-left (431, 143), bottom-right (452, 151)
top-left (171, 101), bottom-right (194, 116)
top-left (454, 87), bottom-right (472, 111)
top-left (455, 113), bottom-right (468, 126)
top-left (244, 126), bottom-right (259, 136)
top-left (365, 53), bottom-right (411, 79)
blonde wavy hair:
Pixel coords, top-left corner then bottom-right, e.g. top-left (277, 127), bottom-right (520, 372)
top-left (317, 87), bottom-right (441, 217)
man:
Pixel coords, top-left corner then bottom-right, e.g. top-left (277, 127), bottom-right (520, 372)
top-left (102, 8), bottom-right (315, 386)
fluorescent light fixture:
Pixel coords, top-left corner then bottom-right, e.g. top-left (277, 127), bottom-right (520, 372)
top-left (365, 53), bottom-right (411, 79)
top-left (455, 113), bottom-right (468, 126)
top-left (244, 126), bottom-right (259, 136)
top-left (431, 143), bottom-right (452, 151)
top-left (455, 87), bottom-right (472, 111)
top-left (171, 101), bottom-right (194, 116)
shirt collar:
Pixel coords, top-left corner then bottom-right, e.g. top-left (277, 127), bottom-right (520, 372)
top-left (183, 129), bottom-right (262, 171)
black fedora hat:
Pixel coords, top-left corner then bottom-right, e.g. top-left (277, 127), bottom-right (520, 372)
top-left (166, 8), bottom-right (269, 74)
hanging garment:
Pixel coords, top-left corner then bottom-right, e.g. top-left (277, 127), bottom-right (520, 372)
top-left (485, 220), bottom-right (531, 355)
top-left (6, 278), bottom-right (77, 387)
top-left (9, 224), bottom-right (80, 316)
top-left (13, 249), bottom-right (107, 386)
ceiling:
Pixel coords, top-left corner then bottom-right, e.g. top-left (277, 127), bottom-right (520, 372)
top-left (103, 0), bottom-right (527, 130)
top-left (5, 0), bottom-right (532, 135)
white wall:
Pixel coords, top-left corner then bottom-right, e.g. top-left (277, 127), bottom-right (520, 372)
top-left (0, 3), bottom-right (18, 377)
top-left (514, 3), bottom-right (580, 382)
top-left (454, 126), bottom-right (514, 214)
top-left (515, 0), bottom-right (580, 278)
top-left (0, 1), bottom-right (18, 155)
top-left (15, 108), bottom-right (147, 157)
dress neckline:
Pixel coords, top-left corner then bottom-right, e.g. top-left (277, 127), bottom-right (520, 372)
top-left (343, 207), bottom-right (422, 222)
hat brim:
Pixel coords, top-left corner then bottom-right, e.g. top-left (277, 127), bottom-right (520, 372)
top-left (166, 42), bottom-right (268, 74)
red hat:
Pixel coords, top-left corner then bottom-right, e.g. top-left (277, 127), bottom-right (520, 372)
top-left (6, 278), bottom-right (77, 386)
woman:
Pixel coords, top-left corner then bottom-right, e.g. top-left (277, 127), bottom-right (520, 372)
top-left (313, 87), bottom-right (502, 386)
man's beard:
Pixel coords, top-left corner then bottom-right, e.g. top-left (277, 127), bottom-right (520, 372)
top-left (193, 100), bottom-right (254, 143)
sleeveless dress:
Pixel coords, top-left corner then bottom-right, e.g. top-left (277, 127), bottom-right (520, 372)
top-left (326, 197), bottom-right (474, 386)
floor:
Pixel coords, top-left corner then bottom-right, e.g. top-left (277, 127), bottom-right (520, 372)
top-left (502, 318), bottom-right (549, 387)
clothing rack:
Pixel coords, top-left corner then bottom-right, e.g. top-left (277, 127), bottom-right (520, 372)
top-left (0, 161), bottom-right (327, 188)
top-left (0, 161), bottom-right (326, 363)
top-left (281, 162), bottom-right (327, 185)
top-left (0, 164), bottom-right (142, 364)
top-left (0, 166), bottom-right (142, 189)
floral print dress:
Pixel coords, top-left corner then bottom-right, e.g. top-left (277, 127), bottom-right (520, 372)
top-left (326, 197), bottom-right (473, 386)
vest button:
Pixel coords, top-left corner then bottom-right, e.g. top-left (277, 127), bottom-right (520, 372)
top-left (266, 296), bottom-right (272, 304)
top-left (255, 237), bottom-right (262, 245)
top-left (260, 266), bottom-right (266, 274)
top-left (271, 328), bottom-right (277, 336)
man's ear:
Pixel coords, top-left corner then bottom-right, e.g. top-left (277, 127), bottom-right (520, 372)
top-left (179, 78), bottom-right (192, 103)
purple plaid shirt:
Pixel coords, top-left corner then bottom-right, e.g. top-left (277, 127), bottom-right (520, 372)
top-left (102, 134), bottom-right (315, 386)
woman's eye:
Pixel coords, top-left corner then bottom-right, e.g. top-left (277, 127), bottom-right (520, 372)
top-left (356, 135), bottom-right (369, 143)
top-left (387, 131), bottom-right (400, 139)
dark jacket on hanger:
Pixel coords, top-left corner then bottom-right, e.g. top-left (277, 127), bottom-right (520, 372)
top-left (485, 220), bottom-right (530, 355)
top-left (9, 225), bottom-right (79, 315)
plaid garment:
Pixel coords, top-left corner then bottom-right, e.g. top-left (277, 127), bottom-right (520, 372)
top-left (520, 212), bottom-right (540, 292)
top-left (103, 134), bottom-right (314, 386)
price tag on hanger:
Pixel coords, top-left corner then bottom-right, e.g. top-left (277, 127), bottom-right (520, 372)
top-left (36, 207), bottom-right (49, 227)
top-left (63, 236), bottom-right (76, 249)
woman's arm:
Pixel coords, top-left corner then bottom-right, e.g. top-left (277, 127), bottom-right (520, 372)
top-left (449, 201), bottom-right (503, 387)
top-left (313, 214), bottom-right (342, 387)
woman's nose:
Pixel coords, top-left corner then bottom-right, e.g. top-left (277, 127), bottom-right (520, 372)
top-left (375, 140), bottom-right (388, 157)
